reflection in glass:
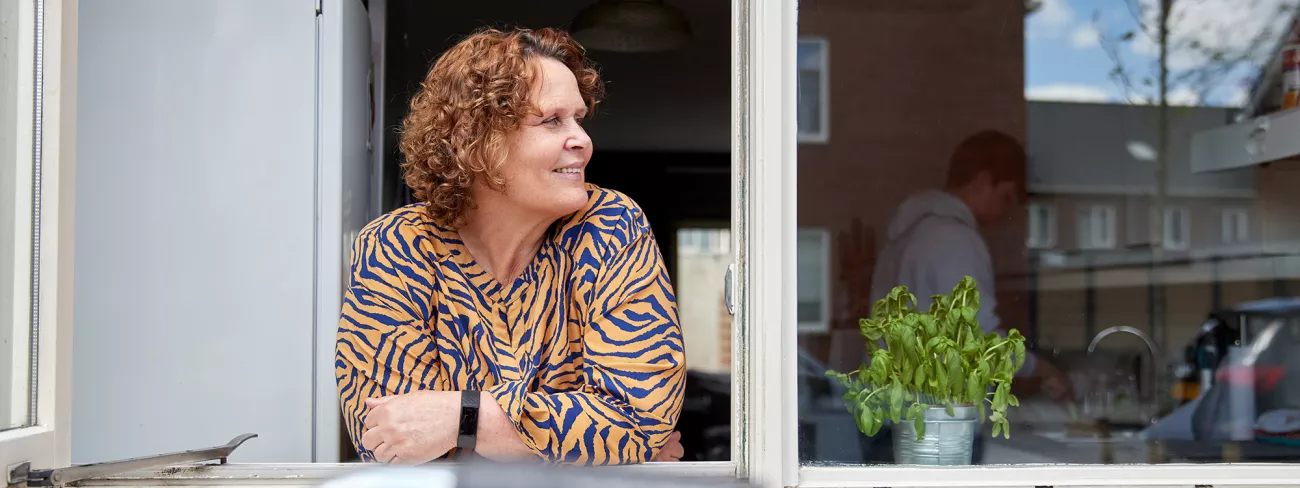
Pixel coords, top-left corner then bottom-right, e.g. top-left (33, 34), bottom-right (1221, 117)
top-left (798, 0), bottom-right (1300, 466)
top-left (0, 0), bottom-right (38, 431)
top-left (675, 227), bottom-right (734, 462)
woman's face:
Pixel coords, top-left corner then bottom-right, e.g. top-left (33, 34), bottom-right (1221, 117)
top-left (489, 57), bottom-right (593, 221)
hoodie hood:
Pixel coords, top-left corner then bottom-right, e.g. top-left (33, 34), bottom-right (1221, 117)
top-left (885, 189), bottom-right (977, 240)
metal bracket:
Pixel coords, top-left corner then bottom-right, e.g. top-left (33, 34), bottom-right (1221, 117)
top-left (8, 433), bottom-right (256, 487)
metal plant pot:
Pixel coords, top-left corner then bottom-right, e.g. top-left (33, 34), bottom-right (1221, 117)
top-left (892, 405), bottom-right (978, 465)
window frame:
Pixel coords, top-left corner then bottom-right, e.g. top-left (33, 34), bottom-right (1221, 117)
top-left (796, 36), bottom-right (829, 144)
top-left (1163, 205), bottom-right (1191, 251)
top-left (1026, 202), bottom-right (1056, 249)
top-left (0, 0), bottom-right (75, 474)
top-left (753, 0), bottom-right (1300, 486)
top-left (1077, 204), bottom-right (1117, 250)
top-left (1221, 208), bottom-right (1249, 244)
top-left (21, 0), bottom-right (1300, 487)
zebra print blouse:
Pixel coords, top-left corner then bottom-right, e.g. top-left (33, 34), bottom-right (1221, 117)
top-left (335, 184), bottom-right (686, 465)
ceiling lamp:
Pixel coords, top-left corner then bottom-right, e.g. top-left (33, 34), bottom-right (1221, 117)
top-left (570, 0), bottom-right (692, 53)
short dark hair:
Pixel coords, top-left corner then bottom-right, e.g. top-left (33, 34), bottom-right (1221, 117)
top-left (944, 130), bottom-right (1027, 190)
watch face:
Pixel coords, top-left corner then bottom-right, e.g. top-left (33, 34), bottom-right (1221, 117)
top-left (458, 399), bottom-right (480, 445)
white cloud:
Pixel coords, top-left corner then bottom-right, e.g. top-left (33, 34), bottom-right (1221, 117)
top-left (1071, 25), bottom-right (1101, 48)
top-left (1131, 34), bottom-right (1158, 56)
top-left (1025, 84), bottom-right (1114, 103)
top-left (1028, 0), bottom-right (1076, 38)
top-left (1227, 85), bottom-right (1251, 107)
top-left (1167, 86), bottom-right (1201, 106)
top-left (1129, 0), bottom-right (1300, 72)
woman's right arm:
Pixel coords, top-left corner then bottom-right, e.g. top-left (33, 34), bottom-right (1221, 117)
top-left (335, 216), bottom-right (442, 461)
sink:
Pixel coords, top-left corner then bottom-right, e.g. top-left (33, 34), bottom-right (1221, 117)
top-left (1033, 429), bottom-right (1145, 444)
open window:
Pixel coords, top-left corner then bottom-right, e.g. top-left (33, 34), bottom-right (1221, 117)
top-left (20, 0), bottom-right (1300, 487)
top-left (0, 0), bottom-right (74, 476)
top-left (55, 0), bottom-right (745, 481)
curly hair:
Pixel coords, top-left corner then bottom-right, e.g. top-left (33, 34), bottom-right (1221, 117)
top-left (399, 27), bottom-right (605, 228)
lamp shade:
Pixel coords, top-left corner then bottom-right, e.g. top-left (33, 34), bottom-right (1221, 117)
top-left (570, 0), bottom-right (692, 53)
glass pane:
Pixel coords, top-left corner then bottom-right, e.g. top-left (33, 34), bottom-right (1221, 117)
top-left (0, 0), bottom-right (36, 431)
top-left (798, 0), bottom-right (1300, 466)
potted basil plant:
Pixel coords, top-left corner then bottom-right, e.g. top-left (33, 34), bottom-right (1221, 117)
top-left (826, 276), bottom-right (1026, 465)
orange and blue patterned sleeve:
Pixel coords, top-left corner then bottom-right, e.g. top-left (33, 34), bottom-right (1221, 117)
top-left (335, 216), bottom-right (441, 462)
top-left (488, 211), bottom-right (687, 465)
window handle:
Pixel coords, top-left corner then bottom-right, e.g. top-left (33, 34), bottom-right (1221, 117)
top-left (725, 263), bottom-right (735, 315)
top-left (8, 433), bottom-right (256, 487)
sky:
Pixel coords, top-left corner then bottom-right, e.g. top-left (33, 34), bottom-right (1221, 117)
top-left (1024, 0), bottom-right (1300, 107)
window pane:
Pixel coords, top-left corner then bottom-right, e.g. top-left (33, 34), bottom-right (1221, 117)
top-left (798, 69), bottom-right (822, 134)
top-left (798, 0), bottom-right (1300, 467)
top-left (0, 0), bottom-right (36, 431)
top-left (798, 40), bottom-right (826, 140)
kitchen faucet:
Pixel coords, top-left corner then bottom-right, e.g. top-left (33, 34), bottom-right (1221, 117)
top-left (1088, 325), bottom-right (1159, 358)
top-left (1087, 325), bottom-right (1161, 422)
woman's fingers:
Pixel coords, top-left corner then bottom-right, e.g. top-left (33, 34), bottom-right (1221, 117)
top-left (653, 431), bottom-right (685, 462)
top-left (372, 441), bottom-right (397, 464)
top-left (361, 426), bottom-right (385, 451)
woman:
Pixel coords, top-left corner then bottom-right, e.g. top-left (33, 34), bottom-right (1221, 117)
top-left (335, 27), bottom-right (686, 465)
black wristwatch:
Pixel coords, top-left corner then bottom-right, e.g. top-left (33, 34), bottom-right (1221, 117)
top-left (457, 389), bottom-right (480, 451)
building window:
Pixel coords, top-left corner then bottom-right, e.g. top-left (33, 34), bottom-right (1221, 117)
top-left (1221, 209), bottom-right (1249, 243)
top-left (797, 38), bottom-right (829, 143)
top-left (1026, 203), bottom-right (1056, 249)
top-left (1163, 206), bottom-right (1190, 251)
top-left (1077, 205), bottom-right (1116, 250)
top-left (796, 228), bottom-right (830, 333)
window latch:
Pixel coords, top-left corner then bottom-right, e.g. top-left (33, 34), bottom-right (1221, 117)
top-left (724, 263), bottom-right (735, 315)
top-left (7, 433), bottom-right (256, 487)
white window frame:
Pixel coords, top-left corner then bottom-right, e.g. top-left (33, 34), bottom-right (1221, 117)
top-left (795, 228), bottom-right (830, 333)
top-left (17, 0), bottom-right (1300, 487)
top-left (1077, 204), bottom-right (1117, 250)
top-left (748, 1), bottom-right (1300, 487)
top-left (796, 36), bottom-right (829, 144)
top-left (0, 0), bottom-right (75, 474)
top-left (1221, 208), bottom-right (1249, 243)
top-left (1026, 202), bottom-right (1056, 249)
top-left (1163, 205), bottom-right (1191, 251)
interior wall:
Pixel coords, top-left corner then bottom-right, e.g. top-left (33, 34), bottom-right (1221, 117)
top-left (379, 0), bottom-right (731, 211)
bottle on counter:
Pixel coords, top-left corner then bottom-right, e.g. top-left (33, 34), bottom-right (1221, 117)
top-left (1284, 21), bottom-right (1299, 110)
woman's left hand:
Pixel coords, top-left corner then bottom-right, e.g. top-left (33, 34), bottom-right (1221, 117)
top-left (362, 391), bottom-right (457, 464)
top-left (653, 431), bottom-right (684, 462)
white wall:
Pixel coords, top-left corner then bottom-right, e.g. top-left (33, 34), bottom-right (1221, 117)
top-left (1027, 102), bottom-right (1254, 196)
top-left (74, 0), bottom-right (318, 463)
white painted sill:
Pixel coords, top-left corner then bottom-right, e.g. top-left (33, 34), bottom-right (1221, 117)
top-left (73, 461), bottom-right (738, 487)
top-left (70, 462), bottom-right (1300, 488)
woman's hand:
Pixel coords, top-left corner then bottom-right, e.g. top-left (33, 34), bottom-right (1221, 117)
top-left (362, 391), bottom-right (458, 464)
top-left (652, 431), bottom-right (684, 462)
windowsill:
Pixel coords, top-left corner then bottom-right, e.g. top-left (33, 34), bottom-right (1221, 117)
top-left (73, 461), bottom-right (739, 486)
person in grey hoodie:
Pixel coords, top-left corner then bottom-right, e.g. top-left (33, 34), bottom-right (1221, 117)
top-left (870, 130), bottom-right (1073, 403)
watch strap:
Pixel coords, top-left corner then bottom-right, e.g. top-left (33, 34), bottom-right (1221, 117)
top-left (457, 389), bottom-right (481, 451)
